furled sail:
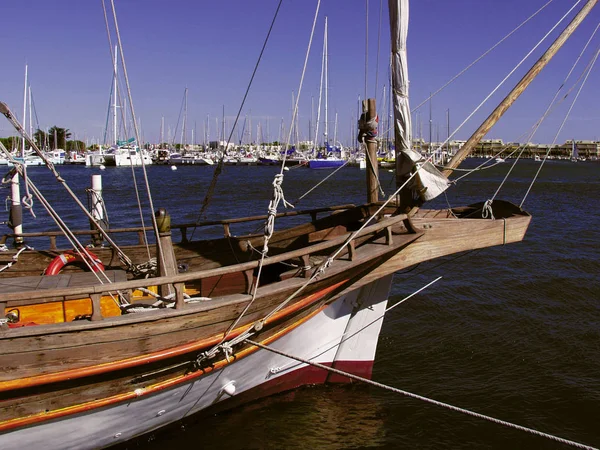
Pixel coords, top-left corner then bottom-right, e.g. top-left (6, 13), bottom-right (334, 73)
top-left (389, 0), bottom-right (449, 207)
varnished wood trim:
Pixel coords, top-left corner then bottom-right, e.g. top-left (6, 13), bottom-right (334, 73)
top-left (0, 280), bottom-right (346, 393)
top-left (0, 298), bottom-right (331, 432)
top-left (0, 214), bottom-right (407, 305)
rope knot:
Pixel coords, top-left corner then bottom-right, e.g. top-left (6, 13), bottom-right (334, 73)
top-left (482, 199), bottom-right (495, 220)
top-left (357, 113), bottom-right (379, 143)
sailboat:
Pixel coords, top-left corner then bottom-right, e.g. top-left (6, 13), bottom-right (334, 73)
top-left (308, 16), bottom-right (345, 170)
top-left (0, 1), bottom-right (595, 448)
top-left (99, 47), bottom-right (152, 168)
top-left (570, 139), bottom-right (582, 162)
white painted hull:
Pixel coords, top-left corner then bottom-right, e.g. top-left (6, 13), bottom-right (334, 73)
top-left (84, 153), bottom-right (106, 167)
top-left (104, 152), bottom-right (153, 167)
top-left (0, 275), bottom-right (393, 450)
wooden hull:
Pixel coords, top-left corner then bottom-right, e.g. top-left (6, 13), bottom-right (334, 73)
top-left (0, 275), bottom-right (393, 449)
top-left (0, 201), bottom-right (531, 448)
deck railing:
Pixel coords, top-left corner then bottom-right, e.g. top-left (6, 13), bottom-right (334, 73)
top-left (0, 213), bottom-right (409, 321)
top-left (0, 204), bottom-right (357, 250)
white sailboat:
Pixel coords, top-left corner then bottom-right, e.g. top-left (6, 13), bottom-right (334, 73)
top-left (309, 16), bottom-right (345, 170)
top-left (100, 46), bottom-right (152, 168)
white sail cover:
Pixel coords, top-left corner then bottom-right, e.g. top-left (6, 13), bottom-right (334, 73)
top-left (389, 0), bottom-right (449, 202)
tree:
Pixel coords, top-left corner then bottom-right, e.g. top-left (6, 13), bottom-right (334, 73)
top-left (0, 136), bottom-right (21, 151)
top-left (66, 140), bottom-right (86, 152)
top-left (47, 126), bottom-right (72, 149)
top-left (34, 129), bottom-right (48, 149)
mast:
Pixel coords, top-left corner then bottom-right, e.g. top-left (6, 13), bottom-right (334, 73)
top-left (206, 114), bottom-right (210, 148)
top-left (324, 16), bottom-right (329, 148)
top-left (28, 86), bottom-right (32, 145)
top-left (334, 112), bottom-right (338, 147)
top-left (443, 0), bottom-right (598, 176)
top-left (160, 116), bottom-right (164, 145)
top-left (22, 65), bottom-right (27, 158)
top-left (364, 98), bottom-right (379, 202)
top-left (181, 87), bottom-right (188, 149)
top-left (389, 0), bottom-right (449, 209)
top-left (428, 92), bottom-right (432, 158)
top-left (113, 45), bottom-right (118, 145)
top-left (446, 108), bottom-right (450, 162)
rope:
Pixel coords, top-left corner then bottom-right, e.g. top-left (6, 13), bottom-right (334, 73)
top-left (279, 0), bottom-right (321, 172)
top-left (441, 20), bottom-right (599, 194)
top-left (469, 22), bottom-right (600, 210)
top-left (411, 0), bottom-right (555, 112)
top-left (197, 2), bottom-right (321, 361)
top-left (429, 0), bottom-right (582, 158)
top-left (270, 277), bottom-right (443, 375)
top-left (109, 0), bottom-right (157, 265)
top-left (194, 0), bottom-right (284, 225)
top-left (0, 108), bottom-right (135, 271)
top-left (263, 174), bottom-right (294, 256)
top-left (521, 27), bottom-right (600, 207)
top-left (0, 244), bottom-right (32, 273)
top-left (0, 141), bottom-right (128, 306)
top-left (20, 165), bottom-right (35, 218)
top-left (361, 138), bottom-right (385, 197)
top-left (204, 172), bottom-right (294, 356)
top-left (247, 339), bottom-right (596, 449)
top-left (293, 159), bottom-right (350, 204)
top-left (261, 156), bottom-right (436, 324)
top-left (482, 199), bottom-right (495, 220)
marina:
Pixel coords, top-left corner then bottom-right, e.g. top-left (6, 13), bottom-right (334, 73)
top-left (0, 0), bottom-right (599, 449)
top-left (0, 161), bottom-right (598, 449)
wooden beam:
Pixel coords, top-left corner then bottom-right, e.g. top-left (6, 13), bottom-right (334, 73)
top-left (365, 99), bottom-right (379, 203)
top-left (443, 0), bottom-right (598, 176)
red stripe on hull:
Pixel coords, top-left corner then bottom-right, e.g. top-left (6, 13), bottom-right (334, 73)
top-left (206, 360), bottom-right (374, 415)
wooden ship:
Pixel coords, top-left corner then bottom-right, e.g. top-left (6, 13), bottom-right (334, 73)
top-left (0, 0), bottom-right (595, 448)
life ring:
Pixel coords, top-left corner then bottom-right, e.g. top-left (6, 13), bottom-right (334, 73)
top-left (44, 250), bottom-right (104, 275)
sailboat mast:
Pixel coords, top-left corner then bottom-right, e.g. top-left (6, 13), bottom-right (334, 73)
top-left (113, 45), bottom-right (118, 145)
top-left (28, 86), bottom-right (32, 143)
top-left (324, 16), bottom-right (329, 147)
top-left (22, 65), bottom-right (27, 158)
top-left (160, 116), bottom-right (164, 145)
top-left (181, 87), bottom-right (188, 148)
top-left (443, 0), bottom-right (598, 175)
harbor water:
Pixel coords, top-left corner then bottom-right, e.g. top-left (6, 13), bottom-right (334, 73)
top-left (1, 159), bottom-right (598, 449)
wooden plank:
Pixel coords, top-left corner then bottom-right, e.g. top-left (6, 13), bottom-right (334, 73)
top-left (0, 214), bottom-right (409, 305)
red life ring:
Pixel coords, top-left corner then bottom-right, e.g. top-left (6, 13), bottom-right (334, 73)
top-left (44, 250), bottom-right (104, 275)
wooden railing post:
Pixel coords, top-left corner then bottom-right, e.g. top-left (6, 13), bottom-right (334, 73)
top-left (90, 293), bottom-right (103, 321)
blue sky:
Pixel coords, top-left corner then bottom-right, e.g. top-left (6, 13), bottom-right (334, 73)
top-left (1, 0), bottom-right (598, 146)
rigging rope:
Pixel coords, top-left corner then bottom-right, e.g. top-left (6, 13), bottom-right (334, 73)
top-left (411, 0), bottom-right (555, 112)
top-left (261, 154), bottom-right (437, 324)
top-left (208, 2), bottom-right (326, 345)
top-left (0, 142), bottom-right (127, 306)
top-left (194, 0), bottom-right (284, 227)
top-left (246, 339), bottom-right (596, 450)
top-left (109, 0), bottom-right (156, 265)
top-left (457, 21), bottom-right (600, 211)
top-left (429, 0), bottom-right (582, 158)
top-left (293, 159), bottom-right (350, 204)
top-left (0, 108), bottom-right (135, 271)
top-left (521, 28), bottom-right (600, 207)
top-left (279, 0), bottom-right (321, 171)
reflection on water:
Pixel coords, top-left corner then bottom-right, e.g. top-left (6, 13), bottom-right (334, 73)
top-left (117, 385), bottom-right (386, 450)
